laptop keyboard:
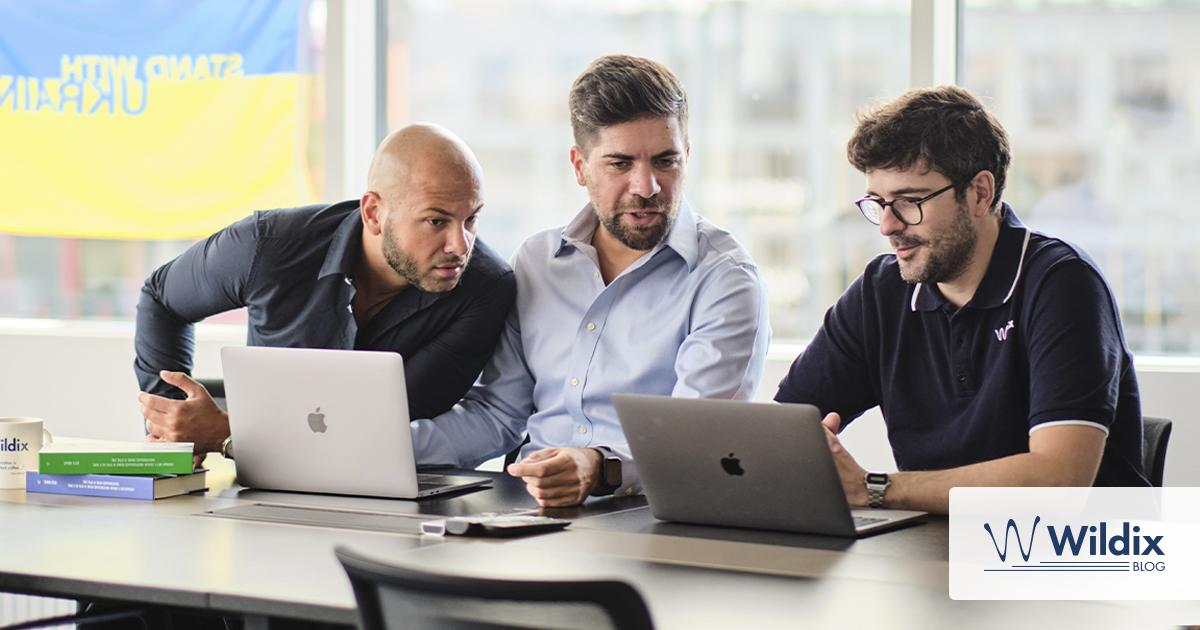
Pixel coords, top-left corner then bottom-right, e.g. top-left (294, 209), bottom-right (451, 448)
top-left (853, 515), bottom-right (887, 527)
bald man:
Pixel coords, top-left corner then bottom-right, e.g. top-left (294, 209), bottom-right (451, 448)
top-left (134, 123), bottom-right (516, 463)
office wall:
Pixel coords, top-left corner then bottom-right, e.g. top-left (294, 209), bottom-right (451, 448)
top-left (2, 326), bottom-right (1194, 485)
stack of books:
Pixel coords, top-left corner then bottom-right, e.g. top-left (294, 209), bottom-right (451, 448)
top-left (26, 441), bottom-right (207, 500)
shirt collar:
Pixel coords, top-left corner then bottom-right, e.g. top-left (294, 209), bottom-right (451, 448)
top-left (318, 207), bottom-right (364, 280)
top-left (911, 203), bottom-right (1032, 312)
top-left (554, 198), bottom-right (700, 271)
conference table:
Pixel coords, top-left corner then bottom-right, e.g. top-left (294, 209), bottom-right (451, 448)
top-left (1, 460), bottom-right (1197, 629)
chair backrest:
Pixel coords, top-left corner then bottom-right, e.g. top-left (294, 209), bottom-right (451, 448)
top-left (197, 378), bottom-right (227, 412)
top-left (1142, 416), bottom-right (1172, 487)
top-left (335, 546), bottom-right (655, 630)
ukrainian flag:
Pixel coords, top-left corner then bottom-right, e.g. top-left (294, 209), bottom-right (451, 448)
top-left (0, 0), bottom-right (315, 239)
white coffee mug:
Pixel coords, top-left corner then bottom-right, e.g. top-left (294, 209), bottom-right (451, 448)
top-left (0, 417), bottom-right (53, 489)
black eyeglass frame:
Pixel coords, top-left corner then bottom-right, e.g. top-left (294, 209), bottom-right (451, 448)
top-left (855, 178), bottom-right (970, 226)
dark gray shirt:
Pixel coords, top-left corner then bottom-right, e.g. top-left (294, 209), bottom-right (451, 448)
top-left (134, 200), bottom-right (516, 420)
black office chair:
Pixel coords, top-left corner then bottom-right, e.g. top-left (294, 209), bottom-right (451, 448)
top-left (335, 546), bottom-right (656, 630)
top-left (503, 434), bottom-right (532, 468)
top-left (1142, 416), bottom-right (1172, 488)
top-left (196, 378), bottom-right (226, 412)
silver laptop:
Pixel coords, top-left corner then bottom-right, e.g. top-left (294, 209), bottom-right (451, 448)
top-left (612, 394), bottom-right (925, 537)
top-left (221, 346), bottom-right (491, 499)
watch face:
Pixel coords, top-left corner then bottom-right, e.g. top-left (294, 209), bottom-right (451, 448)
top-left (866, 472), bottom-right (888, 485)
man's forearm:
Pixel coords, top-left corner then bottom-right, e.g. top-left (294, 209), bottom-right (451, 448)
top-left (877, 424), bottom-right (1107, 514)
top-left (886, 450), bottom-right (1100, 514)
top-left (134, 284), bottom-right (198, 398)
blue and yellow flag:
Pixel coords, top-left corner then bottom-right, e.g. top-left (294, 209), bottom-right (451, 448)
top-left (0, 0), bottom-right (315, 239)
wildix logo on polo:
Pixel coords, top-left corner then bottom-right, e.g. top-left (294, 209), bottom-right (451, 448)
top-left (0, 438), bottom-right (31, 452)
top-left (984, 516), bottom-right (1166, 571)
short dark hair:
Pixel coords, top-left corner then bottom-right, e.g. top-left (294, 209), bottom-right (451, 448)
top-left (847, 85), bottom-right (1010, 211)
top-left (569, 54), bottom-right (689, 153)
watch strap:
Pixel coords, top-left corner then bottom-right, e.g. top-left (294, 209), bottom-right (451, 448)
top-left (591, 446), bottom-right (622, 495)
top-left (864, 471), bottom-right (890, 509)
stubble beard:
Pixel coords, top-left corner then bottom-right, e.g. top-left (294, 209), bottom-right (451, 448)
top-left (595, 194), bottom-right (679, 252)
top-left (891, 200), bottom-right (977, 285)
top-left (381, 214), bottom-right (471, 293)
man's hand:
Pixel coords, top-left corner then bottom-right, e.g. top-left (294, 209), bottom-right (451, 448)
top-left (821, 412), bottom-right (869, 507)
top-left (139, 370), bottom-right (230, 458)
top-left (506, 447), bottom-right (602, 507)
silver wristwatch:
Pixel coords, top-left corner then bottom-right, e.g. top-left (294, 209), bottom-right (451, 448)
top-left (220, 435), bottom-right (235, 460)
top-left (864, 471), bottom-right (890, 509)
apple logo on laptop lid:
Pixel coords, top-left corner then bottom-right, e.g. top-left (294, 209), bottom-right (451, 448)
top-left (307, 407), bottom-right (327, 433)
top-left (720, 453), bottom-right (744, 476)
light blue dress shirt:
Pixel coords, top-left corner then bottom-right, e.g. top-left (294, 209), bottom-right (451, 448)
top-left (411, 200), bottom-right (771, 496)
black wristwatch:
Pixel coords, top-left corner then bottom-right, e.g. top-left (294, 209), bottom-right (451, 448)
top-left (865, 471), bottom-right (890, 509)
top-left (591, 446), bottom-right (623, 496)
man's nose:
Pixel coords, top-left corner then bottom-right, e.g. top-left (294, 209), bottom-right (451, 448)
top-left (878, 204), bottom-right (906, 237)
top-left (628, 163), bottom-right (661, 199)
top-left (445, 223), bottom-right (473, 256)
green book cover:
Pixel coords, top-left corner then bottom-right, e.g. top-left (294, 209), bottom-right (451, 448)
top-left (38, 441), bottom-right (194, 475)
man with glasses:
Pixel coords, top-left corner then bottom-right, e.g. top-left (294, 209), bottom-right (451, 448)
top-left (776, 86), bottom-right (1148, 514)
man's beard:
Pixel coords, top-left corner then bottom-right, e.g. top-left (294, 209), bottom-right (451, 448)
top-left (381, 215), bottom-right (470, 293)
top-left (891, 200), bottom-right (977, 285)
top-left (596, 195), bottom-right (678, 252)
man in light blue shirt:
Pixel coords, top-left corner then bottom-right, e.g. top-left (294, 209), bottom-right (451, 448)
top-left (412, 54), bottom-right (770, 506)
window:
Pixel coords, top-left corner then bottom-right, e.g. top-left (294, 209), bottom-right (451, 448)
top-left (0, 0), bottom-right (326, 324)
top-left (963, 0), bottom-right (1200, 354)
top-left (8, 0), bottom-right (1199, 357)
top-left (387, 0), bottom-right (910, 340)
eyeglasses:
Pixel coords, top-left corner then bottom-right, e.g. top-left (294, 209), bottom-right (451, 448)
top-left (855, 179), bottom-right (967, 226)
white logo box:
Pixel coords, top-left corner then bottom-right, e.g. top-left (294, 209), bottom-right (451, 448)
top-left (950, 487), bottom-right (1200, 600)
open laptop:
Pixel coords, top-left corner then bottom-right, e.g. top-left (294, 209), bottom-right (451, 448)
top-left (221, 346), bottom-right (491, 499)
top-left (612, 394), bottom-right (925, 537)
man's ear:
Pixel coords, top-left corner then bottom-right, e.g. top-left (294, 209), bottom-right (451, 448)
top-left (361, 191), bottom-right (385, 236)
top-left (969, 170), bottom-right (997, 217)
top-left (569, 146), bottom-right (588, 187)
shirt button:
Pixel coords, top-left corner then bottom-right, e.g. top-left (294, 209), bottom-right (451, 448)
top-left (587, 323), bottom-right (595, 331)
top-left (344, 278), bottom-right (352, 285)
top-left (578, 426), bottom-right (587, 434)
top-left (956, 373), bottom-right (966, 383)
top-left (594, 271), bottom-right (600, 278)
top-left (571, 378), bottom-right (579, 386)
top-left (625, 487), bottom-right (634, 495)
top-left (347, 305), bottom-right (353, 313)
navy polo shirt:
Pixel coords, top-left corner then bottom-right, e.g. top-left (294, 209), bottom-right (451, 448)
top-left (776, 205), bottom-right (1148, 487)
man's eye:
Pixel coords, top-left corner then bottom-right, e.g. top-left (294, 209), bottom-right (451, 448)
top-left (610, 161), bottom-right (631, 169)
top-left (428, 218), bottom-right (446, 226)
